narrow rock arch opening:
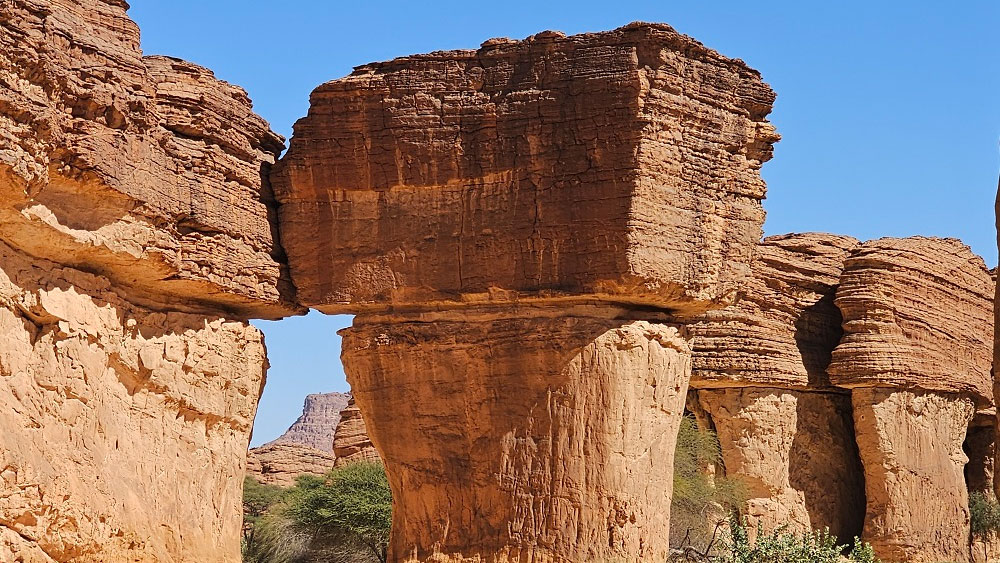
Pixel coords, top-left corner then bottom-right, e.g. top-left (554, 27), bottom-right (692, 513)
top-left (244, 311), bottom-right (356, 488)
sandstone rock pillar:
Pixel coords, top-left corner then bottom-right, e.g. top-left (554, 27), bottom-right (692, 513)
top-left (830, 237), bottom-right (995, 563)
top-left (685, 233), bottom-right (865, 538)
top-left (343, 307), bottom-right (691, 562)
top-left (272, 22), bottom-right (778, 562)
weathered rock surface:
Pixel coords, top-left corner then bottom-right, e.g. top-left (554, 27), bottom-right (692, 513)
top-left (0, 242), bottom-right (265, 563)
top-left (687, 233), bottom-right (859, 389)
top-left (342, 306), bottom-right (691, 562)
top-left (695, 388), bottom-right (864, 540)
top-left (852, 388), bottom-right (974, 563)
top-left (829, 237), bottom-right (994, 403)
top-left (268, 392), bottom-right (350, 451)
top-left (0, 1), bottom-right (286, 561)
top-left (333, 396), bottom-right (380, 466)
top-left (273, 22), bottom-right (778, 315)
top-left (247, 443), bottom-right (337, 487)
top-left (279, 23), bottom-right (779, 562)
top-left (828, 237), bottom-right (994, 563)
top-left (0, 0), bottom-right (299, 319)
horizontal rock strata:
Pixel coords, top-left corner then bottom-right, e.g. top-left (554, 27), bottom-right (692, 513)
top-left (0, 0), bottom-right (299, 319)
top-left (247, 443), bottom-right (337, 487)
top-left (829, 237), bottom-right (995, 563)
top-left (829, 237), bottom-right (993, 403)
top-left (0, 1), bottom-right (291, 561)
top-left (687, 233), bottom-right (859, 389)
top-left (268, 392), bottom-right (350, 451)
top-left (273, 22), bottom-right (778, 315)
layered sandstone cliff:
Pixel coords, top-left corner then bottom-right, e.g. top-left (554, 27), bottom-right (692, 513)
top-left (268, 392), bottom-right (350, 451)
top-left (333, 396), bottom-right (380, 466)
top-left (0, 1), bottom-right (291, 561)
top-left (247, 443), bottom-right (337, 487)
top-left (828, 237), bottom-right (994, 563)
top-left (272, 22), bottom-right (778, 315)
top-left (246, 392), bottom-right (349, 486)
top-left (684, 233), bottom-right (865, 540)
top-left (276, 22), bottom-right (778, 563)
top-left (0, 0), bottom-right (300, 319)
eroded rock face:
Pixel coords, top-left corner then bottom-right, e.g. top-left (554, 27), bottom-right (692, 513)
top-left (852, 388), bottom-right (974, 563)
top-left (687, 233), bottom-right (859, 389)
top-left (683, 233), bottom-right (865, 538)
top-left (0, 1), bottom-right (289, 561)
top-left (696, 388), bottom-right (864, 540)
top-left (247, 443), bottom-right (337, 487)
top-left (0, 0), bottom-right (299, 319)
top-left (342, 307), bottom-right (691, 562)
top-left (268, 392), bottom-right (350, 451)
top-left (275, 23), bottom-right (778, 563)
top-left (829, 237), bottom-right (993, 403)
top-left (273, 23), bottom-right (778, 315)
top-left (333, 396), bottom-right (380, 467)
top-left (829, 237), bottom-right (995, 563)
top-left (0, 242), bottom-right (265, 563)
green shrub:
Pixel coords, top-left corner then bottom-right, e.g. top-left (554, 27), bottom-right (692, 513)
top-left (970, 491), bottom-right (1000, 539)
top-left (285, 462), bottom-right (393, 563)
top-left (716, 514), bottom-right (878, 563)
top-left (670, 415), bottom-right (746, 551)
top-left (242, 463), bottom-right (393, 563)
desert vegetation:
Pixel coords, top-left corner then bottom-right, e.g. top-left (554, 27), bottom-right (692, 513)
top-left (242, 462), bottom-right (392, 563)
top-left (668, 415), bottom-right (879, 562)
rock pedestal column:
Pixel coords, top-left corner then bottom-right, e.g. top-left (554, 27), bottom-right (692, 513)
top-left (850, 388), bottom-right (974, 561)
top-left (696, 388), bottom-right (863, 538)
top-left (342, 306), bottom-right (692, 562)
top-left (272, 22), bottom-right (779, 563)
top-left (685, 234), bottom-right (865, 539)
top-left (830, 237), bottom-right (995, 563)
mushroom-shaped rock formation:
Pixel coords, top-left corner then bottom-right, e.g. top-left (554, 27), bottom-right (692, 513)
top-left (829, 237), bottom-right (994, 563)
top-left (684, 233), bottom-right (865, 540)
top-left (273, 23), bottom-right (778, 563)
top-left (0, 1), bottom-right (293, 560)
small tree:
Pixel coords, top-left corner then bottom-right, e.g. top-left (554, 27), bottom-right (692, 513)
top-left (670, 415), bottom-right (746, 551)
top-left (286, 462), bottom-right (393, 563)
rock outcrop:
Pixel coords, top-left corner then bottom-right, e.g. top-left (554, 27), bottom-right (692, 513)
top-left (0, 241), bottom-right (266, 563)
top-left (247, 443), bottom-right (337, 487)
top-left (684, 233), bottom-right (865, 540)
top-left (278, 23), bottom-right (778, 563)
top-left (0, 0), bottom-right (300, 319)
top-left (268, 392), bottom-right (350, 451)
top-left (333, 396), bottom-right (380, 466)
top-left (3, 3), bottom-right (995, 562)
top-left (830, 237), bottom-right (994, 563)
top-left (0, 1), bottom-right (290, 561)
top-left (246, 392), bottom-right (348, 486)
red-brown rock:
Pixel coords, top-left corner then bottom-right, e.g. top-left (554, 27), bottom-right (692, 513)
top-left (273, 23), bottom-right (778, 316)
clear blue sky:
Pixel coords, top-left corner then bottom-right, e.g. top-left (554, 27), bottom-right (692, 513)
top-left (129, 0), bottom-right (1000, 446)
